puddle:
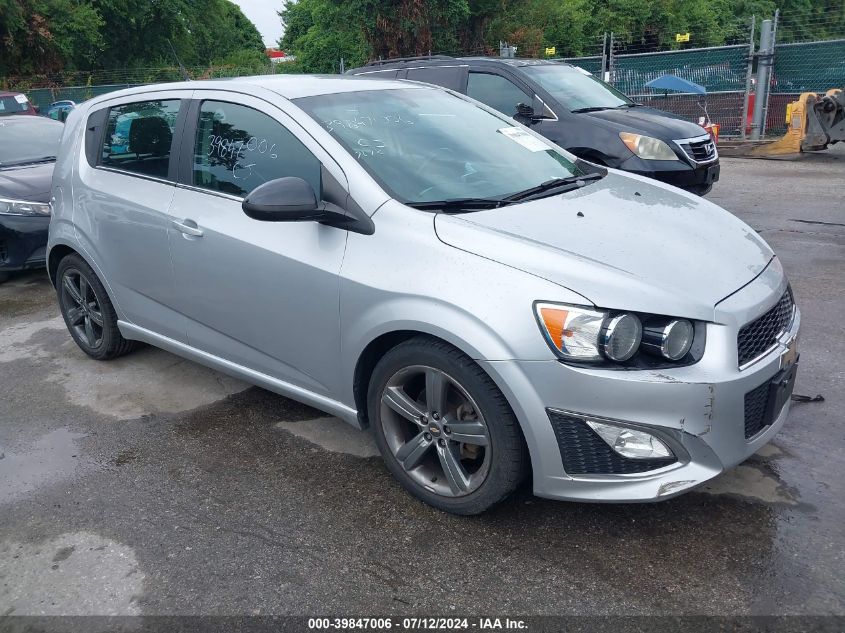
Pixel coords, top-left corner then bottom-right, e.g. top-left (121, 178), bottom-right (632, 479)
top-left (0, 428), bottom-right (88, 505)
top-left (275, 417), bottom-right (379, 458)
top-left (0, 532), bottom-right (143, 615)
top-left (700, 462), bottom-right (797, 505)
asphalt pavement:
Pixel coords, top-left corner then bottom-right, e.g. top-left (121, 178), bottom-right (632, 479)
top-left (1, 148), bottom-right (843, 618)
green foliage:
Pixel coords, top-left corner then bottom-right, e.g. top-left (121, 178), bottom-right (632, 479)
top-left (0, 0), bottom-right (265, 77)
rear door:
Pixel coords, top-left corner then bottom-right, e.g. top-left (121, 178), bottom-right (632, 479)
top-left (77, 90), bottom-right (191, 341)
top-left (166, 91), bottom-right (349, 396)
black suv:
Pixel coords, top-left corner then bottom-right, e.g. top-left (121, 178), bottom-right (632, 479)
top-left (348, 56), bottom-right (719, 195)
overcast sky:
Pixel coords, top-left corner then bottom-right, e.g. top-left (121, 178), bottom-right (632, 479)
top-left (231, 0), bottom-right (285, 47)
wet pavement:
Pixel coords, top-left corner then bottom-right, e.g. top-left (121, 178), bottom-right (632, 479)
top-left (1, 151), bottom-right (844, 616)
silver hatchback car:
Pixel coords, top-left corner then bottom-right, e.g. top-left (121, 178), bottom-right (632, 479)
top-left (48, 76), bottom-right (799, 514)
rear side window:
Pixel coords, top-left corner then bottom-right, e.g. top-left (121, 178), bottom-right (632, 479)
top-left (192, 100), bottom-right (321, 198)
top-left (0, 94), bottom-right (30, 115)
top-left (466, 73), bottom-right (531, 117)
top-left (405, 66), bottom-right (465, 90)
top-left (101, 99), bottom-right (180, 179)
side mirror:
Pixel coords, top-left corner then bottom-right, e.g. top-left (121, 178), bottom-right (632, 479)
top-left (242, 177), bottom-right (323, 222)
top-left (516, 102), bottom-right (535, 119)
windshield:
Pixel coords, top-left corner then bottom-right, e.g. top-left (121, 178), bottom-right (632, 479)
top-left (0, 117), bottom-right (63, 166)
top-left (0, 95), bottom-right (31, 115)
top-left (523, 65), bottom-right (633, 111)
top-left (295, 88), bottom-right (595, 205)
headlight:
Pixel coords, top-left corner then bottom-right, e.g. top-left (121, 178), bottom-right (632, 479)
top-left (0, 197), bottom-right (51, 216)
top-left (535, 302), bottom-right (703, 366)
top-left (600, 313), bottom-right (642, 362)
top-left (619, 132), bottom-right (678, 161)
top-left (641, 318), bottom-right (694, 361)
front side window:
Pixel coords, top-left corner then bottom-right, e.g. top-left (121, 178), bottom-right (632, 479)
top-left (466, 73), bottom-right (531, 117)
top-left (295, 88), bottom-right (593, 205)
top-left (192, 101), bottom-right (321, 198)
top-left (522, 65), bottom-right (633, 111)
top-left (101, 99), bottom-right (180, 179)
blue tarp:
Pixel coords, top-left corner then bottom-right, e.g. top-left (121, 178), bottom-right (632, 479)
top-left (644, 74), bottom-right (706, 94)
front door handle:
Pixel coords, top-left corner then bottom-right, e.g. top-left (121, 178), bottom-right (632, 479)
top-left (172, 219), bottom-right (204, 237)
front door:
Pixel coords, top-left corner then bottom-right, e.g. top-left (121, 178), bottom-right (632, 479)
top-left (167, 93), bottom-right (349, 396)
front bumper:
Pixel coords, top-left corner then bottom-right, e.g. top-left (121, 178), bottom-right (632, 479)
top-left (618, 154), bottom-right (720, 191)
top-left (480, 276), bottom-right (799, 503)
top-left (0, 214), bottom-right (50, 272)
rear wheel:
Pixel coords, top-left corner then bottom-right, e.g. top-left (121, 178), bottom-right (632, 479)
top-left (368, 336), bottom-right (527, 515)
top-left (0, 272), bottom-right (9, 284)
top-left (685, 184), bottom-right (713, 196)
top-left (56, 254), bottom-right (137, 360)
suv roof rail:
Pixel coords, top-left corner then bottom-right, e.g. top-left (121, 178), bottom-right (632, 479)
top-left (364, 55), bottom-right (455, 67)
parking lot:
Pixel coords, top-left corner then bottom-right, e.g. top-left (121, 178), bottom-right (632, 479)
top-left (1, 149), bottom-right (843, 617)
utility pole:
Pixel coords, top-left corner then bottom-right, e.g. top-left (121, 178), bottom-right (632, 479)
top-left (751, 18), bottom-right (775, 140)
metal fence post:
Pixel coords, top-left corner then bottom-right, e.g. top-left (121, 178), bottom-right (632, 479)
top-left (600, 32), bottom-right (608, 80)
top-left (741, 16), bottom-right (756, 140)
top-left (761, 9), bottom-right (779, 138)
top-left (608, 32), bottom-right (615, 83)
top-left (751, 18), bottom-right (774, 140)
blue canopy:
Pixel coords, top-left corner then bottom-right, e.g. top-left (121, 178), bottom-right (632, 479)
top-left (645, 74), bottom-right (706, 95)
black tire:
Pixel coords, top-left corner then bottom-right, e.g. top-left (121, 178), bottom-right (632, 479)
top-left (0, 272), bottom-right (9, 284)
top-left (368, 336), bottom-right (528, 515)
top-left (685, 183), bottom-right (713, 196)
top-left (56, 253), bottom-right (137, 360)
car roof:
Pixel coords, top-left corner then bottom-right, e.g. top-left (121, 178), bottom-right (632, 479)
top-left (82, 74), bottom-right (430, 108)
top-left (0, 91), bottom-right (26, 97)
top-left (0, 114), bottom-right (62, 125)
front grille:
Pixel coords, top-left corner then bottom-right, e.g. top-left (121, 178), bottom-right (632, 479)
top-left (744, 381), bottom-right (770, 439)
top-left (678, 137), bottom-right (717, 162)
top-left (737, 288), bottom-right (795, 367)
top-left (548, 411), bottom-right (676, 475)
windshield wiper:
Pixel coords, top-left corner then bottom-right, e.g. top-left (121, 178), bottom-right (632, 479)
top-left (406, 197), bottom-right (511, 212)
top-left (571, 106), bottom-right (611, 113)
top-left (616, 103), bottom-right (642, 108)
top-left (0, 155), bottom-right (58, 168)
top-left (502, 173), bottom-right (603, 203)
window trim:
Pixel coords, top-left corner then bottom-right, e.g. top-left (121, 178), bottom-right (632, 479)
top-left (93, 97), bottom-right (187, 183)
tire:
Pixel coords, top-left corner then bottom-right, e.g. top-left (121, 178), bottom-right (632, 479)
top-left (56, 253), bottom-right (137, 360)
top-left (367, 336), bottom-right (528, 515)
top-left (685, 184), bottom-right (713, 196)
top-left (0, 272), bottom-right (9, 284)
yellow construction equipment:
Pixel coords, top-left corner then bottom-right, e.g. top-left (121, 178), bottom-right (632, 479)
top-left (748, 88), bottom-right (844, 157)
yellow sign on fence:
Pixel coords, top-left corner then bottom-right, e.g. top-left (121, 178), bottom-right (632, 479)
top-left (545, 46), bottom-right (556, 56)
top-left (676, 32), bottom-right (690, 42)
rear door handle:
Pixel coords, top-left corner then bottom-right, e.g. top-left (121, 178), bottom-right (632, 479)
top-left (172, 219), bottom-right (204, 237)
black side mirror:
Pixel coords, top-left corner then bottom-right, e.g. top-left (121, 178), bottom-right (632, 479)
top-left (515, 102), bottom-right (535, 119)
top-left (242, 177), bottom-right (323, 222)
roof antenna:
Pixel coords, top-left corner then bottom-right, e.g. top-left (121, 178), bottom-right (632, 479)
top-left (167, 39), bottom-right (190, 81)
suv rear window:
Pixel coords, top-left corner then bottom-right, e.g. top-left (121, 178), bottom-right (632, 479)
top-left (101, 100), bottom-right (180, 179)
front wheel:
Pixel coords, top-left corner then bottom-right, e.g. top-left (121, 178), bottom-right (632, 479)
top-left (368, 336), bottom-right (528, 515)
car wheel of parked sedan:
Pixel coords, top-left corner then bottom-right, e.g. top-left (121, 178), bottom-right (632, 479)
top-left (56, 254), bottom-right (137, 360)
top-left (368, 336), bottom-right (528, 515)
top-left (0, 272), bottom-right (9, 284)
top-left (686, 184), bottom-right (713, 196)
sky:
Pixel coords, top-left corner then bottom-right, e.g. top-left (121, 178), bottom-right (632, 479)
top-left (231, 0), bottom-right (285, 47)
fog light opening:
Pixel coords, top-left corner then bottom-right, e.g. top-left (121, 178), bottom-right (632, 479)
top-left (586, 420), bottom-right (673, 460)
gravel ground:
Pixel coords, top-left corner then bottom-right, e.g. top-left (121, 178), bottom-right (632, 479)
top-left (0, 148), bottom-right (843, 618)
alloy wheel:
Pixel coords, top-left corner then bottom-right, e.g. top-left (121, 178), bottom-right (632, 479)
top-left (380, 365), bottom-right (492, 497)
top-left (60, 269), bottom-right (104, 349)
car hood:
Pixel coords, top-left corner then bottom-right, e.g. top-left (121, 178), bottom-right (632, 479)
top-left (0, 162), bottom-right (54, 202)
top-left (581, 106), bottom-right (706, 139)
top-left (433, 172), bottom-right (774, 322)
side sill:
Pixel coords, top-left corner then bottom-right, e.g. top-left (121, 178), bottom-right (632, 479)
top-left (118, 321), bottom-right (362, 429)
